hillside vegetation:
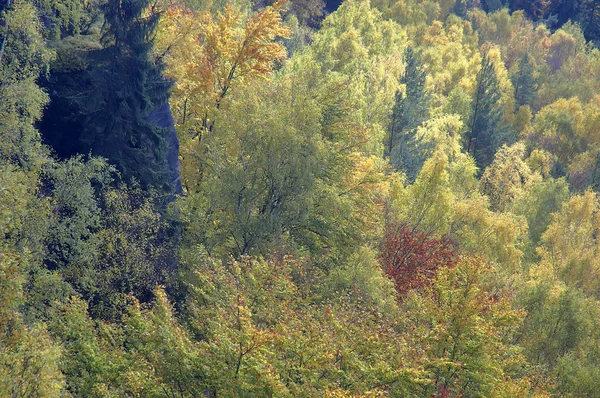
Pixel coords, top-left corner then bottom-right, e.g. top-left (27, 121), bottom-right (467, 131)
top-left (3, 0), bottom-right (600, 396)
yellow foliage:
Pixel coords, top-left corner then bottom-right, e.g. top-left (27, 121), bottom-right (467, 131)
top-left (480, 143), bottom-right (540, 212)
top-left (417, 16), bottom-right (481, 111)
top-left (155, 1), bottom-right (290, 131)
top-left (538, 190), bottom-right (600, 294)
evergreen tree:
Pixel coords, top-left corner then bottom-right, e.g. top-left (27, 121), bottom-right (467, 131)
top-left (466, 52), bottom-right (509, 170)
top-left (452, 0), bottom-right (468, 18)
top-left (42, 0), bottom-right (173, 190)
top-left (512, 53), bottom-right (537, 110)
top-left (571, 0), bottom-right (600, 46)
top-left (482, 0), bottom-right (505, 13)
top-left (80, 0), bottom-right (172, 189)
top-left (388, 47), bottom-right (430, 181)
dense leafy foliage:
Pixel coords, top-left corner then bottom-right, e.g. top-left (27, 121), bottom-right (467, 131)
top-left (4, 0), bottom-right (600, 395)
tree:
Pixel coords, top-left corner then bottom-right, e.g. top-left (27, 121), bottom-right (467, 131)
top-left (177, 70), bottom-right (392, 262)
top-left (380, 221), bottom-right (457, 298)
top-left (389, 151), bottom-right (454, 236)
top-left (479, 143), bottom-right (539, 212)
top-left (30, 0), bottom-right (102, 39)
top-left (530, 97), bottom-right (585, 166)
top-left (41, 156), bottom-right (178, 320)
top-left (517, 280), bottom-right (600, 396)
top-left (398, 257), bottom-right (538, 397)
top-left (417, 16), bottom-right (481, 112)
top-left (482, 0), bottom-right (505, 13)
top-left (452, 0), bottom-right (468, 17)
top-left (0, 168), bottom-right (66, 397)
top-left (512, 53), bottom-right (537, 110)
top-left (179, 252), bottom-right (405, 396)
top-left (0, 0), bottom-right (54, 169)
top-left (154, 0), bottom-right (291, 191)
top-left (154, 1), bottom-right (291, 129)
top-left (0, 13), bottom-right (66, 383)
top-left (388, 46), bottom-right (430, 181)
top-left (466, 51), bottom-right (511, 170)
top-left (536, 190), bottom-right (600, 297)
top-left (508, 0), bottom-right (552, 21)
top-left (89, 0), bottom-right (172, 188)
top-left (288, 0), bottom-right (326, 28)
top-left (42, 0), bottom-right (173, 190)
top-left (512, 177), bottom-right (569, 263)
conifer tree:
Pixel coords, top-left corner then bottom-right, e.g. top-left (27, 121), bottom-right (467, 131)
top-left (452, 0), bottom-right (468, 18)
top-left (71, 0), bottom-right (172, 189)
top-left (482, 0), bottom-right (505, 13)
top-left (512, 53), bottom-right (537, 110)
top-left (466, 52), bottom-right (509, 170)
top-left (388, 47), bottom-right (430, 181)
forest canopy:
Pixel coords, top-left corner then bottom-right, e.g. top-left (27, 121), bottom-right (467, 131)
top-left (3, 0), bottom-right (600, 396)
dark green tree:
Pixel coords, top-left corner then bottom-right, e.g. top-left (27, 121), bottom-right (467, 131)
top-left (388, 47), bottom-right (430, 181)
top-left (43, 157), bottom-right (178, 321)
top-left (574, 0), bottom-right (600, 46)
top-left (466, 53), bottom-right (511, 170)
top-left (512, 53), bottom-right (537, 110)
top-left (452, 0), bottom-right (468, 18)
top-left (289, 0), bottom-right (326, 28)
top-left (42, 0), bottom-right (173, 190)
top-left (80, 0), bottom-right (172, 189)
top-left (482, 0), bottom-right (506, 13)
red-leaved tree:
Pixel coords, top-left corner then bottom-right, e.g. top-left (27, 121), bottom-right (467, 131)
top-left (380, 222), bottom-right (457, 298)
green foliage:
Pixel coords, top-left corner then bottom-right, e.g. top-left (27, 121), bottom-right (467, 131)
top-left (398, 257), bottom-right (534, 397)
top-left (466, 51), bottom-right (514, 170)
top-left (179, 47), bottom-right (393, 264)
top-left (0, 168), bottom-right (66, 397)
top-left (85, 0), bottom-right (171, 188)
top-left (416, 15), bottom-right (481, 113)
top-left (388, 46), bottom-right (431, 181)
top-left (325, 246), bottom-right (398, 314)
top-left (178, 76), bottom-right (325, 258)
top-left (181, 252), bottom-right (435, 396)
top-left (5, 0), bottom-right (600, 395)
top-left (306, 0), bottom-right (406, 138)
top-left (390, 150), bottom-right (454, 235)
top-left (42, 0), bottom-right (173, 190)
top-left (535, 190), bottom-right (600, 297)
top-left (453, 0), bottom-right (468, 18)
top-left (0, 0), bottom-right (54, 169)
top-left (517, 280), bottom-right (600, 396)
top-left (34, 0), bottom-right (102, 38)
top-left (530, 97), bottom-right (585, 165)
top-left (512, 54), bottom-right (538, 110)
top-left (512, 177), bottom-right (570, 263)
top-left (43, 156), bottom-right (177, 320)
top-left (479, 143), bottom-right (539, 212)
top-left (45, 157), bottom-right (113, 272)
top-left (0, 318), bottom-right (66, 397)
top-left (289, 0), bottom-right (326, 28)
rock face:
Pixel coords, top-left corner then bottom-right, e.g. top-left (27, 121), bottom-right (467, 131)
top-left (146, 101), bottom-right (183, 196)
